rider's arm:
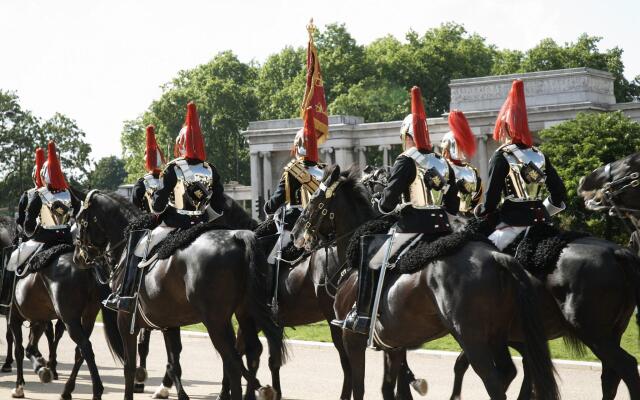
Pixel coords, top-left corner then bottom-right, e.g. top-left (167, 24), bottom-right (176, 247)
top-left (24, 192), bottom-right (42, 236)
top-left (131, 178), bottom-right (147, 211)
top-left (475, 152), bottom-right (509, 217)
top-left (16, 191), bottom-right (28, 228)
top-left (264, 174), bottom-right (291, 215)
top-left (70, 190), bottom-right (81, 217)
top-left (209, 166), bottom-right (225, 213)
top-left (443, 164), bottom-right (460, 215)
top-left (152, 165), bottom-right (177, 214)
top-left (544, 155), bottom-right (567, 207)
top-left (379, 156), bottom-right (416, 213)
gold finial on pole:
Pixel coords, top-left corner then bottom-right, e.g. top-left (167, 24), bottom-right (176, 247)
top-left (306, 18), bottom-right (316, 39)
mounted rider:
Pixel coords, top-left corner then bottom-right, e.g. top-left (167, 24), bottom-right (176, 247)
top-left (7, 141), bottom-right (79, 273)
top-left (441, 110), bottom-right (483, 217)
top-left (263, 106), bottom-right (325, 260)
top-left (104, 101), bottom-right (222, 313)
top-left (14, 147), bottom-right (46, 245)
top-left (474, 79), bottom-right (567, 250)
top-left (131, 125), bottom-right (166, 212)
top-left (333, 86), bottom-right (460, 335)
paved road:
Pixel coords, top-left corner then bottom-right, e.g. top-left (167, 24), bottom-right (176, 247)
top-left (0, 324), bottom-right (631, 399)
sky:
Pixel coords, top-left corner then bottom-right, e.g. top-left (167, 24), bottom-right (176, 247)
top-left (0, 0), bottom-right (638, 162)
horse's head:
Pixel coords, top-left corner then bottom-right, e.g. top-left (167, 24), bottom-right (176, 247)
top-left (578, 153), bottom-right (640, 213)
top-left (361, 165), bottom-right (390, 196)
top-left (74, 190), bottom-right (138, 266)
top-left (292, 164), bottom-right (373, 251)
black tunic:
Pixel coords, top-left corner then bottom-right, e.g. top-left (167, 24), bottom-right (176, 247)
top-left (131, 177), bottom-right (148, 212)
top-left (379, 151), bottom-right (459, 234)
top-left (152, 159), bottom-right (224, 229)
top-left (264, 160), bottom-right (318, 229)
top-left (476, 144), bottom-right (567, 226)
top-left (24, 189), bottom-right (80, 244)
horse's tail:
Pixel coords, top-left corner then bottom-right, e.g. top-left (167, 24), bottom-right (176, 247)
top-left (492, 252), bottom-right (559, 400)
top-left (614, 248), bottom-right (640, 344)
top-left (97, 283), bottom-right (124, 364)
top-left (234, 230), bottom-right (287, 364)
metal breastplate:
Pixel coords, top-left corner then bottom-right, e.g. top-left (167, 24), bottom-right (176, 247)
top-left (142, 174), bottom-right (162, 211)
top-left (501, 144), bottom-right (546, 201)
top-left (38, 188), bottom-right (73, 229)
top-left (402, 148), bottom-right (450, 208)
top-left (450, 162), bottom-right (480, 213)
top-left (170, 159), bottom-right (213, 214)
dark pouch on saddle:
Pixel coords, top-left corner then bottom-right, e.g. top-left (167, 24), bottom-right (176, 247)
top-left (396, 207), bottom-right (452, 235)
top-left (500, 199), bottom-right (549, 226)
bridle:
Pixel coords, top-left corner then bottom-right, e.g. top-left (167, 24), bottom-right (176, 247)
top-left (299, 181), bottom-right (340, 249)
top-left (591, 163), bottom-right (640, 233)
top-left (75, 190), bottom-right (126, 268)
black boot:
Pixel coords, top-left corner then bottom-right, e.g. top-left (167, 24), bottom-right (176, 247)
top-left (103, 230), bottom-right (146, 313)
top-left (331, 234), bottom-right (387, 335)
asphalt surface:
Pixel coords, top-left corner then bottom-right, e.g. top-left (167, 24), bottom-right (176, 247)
top-left (0, 324), bottom-right (632, 399)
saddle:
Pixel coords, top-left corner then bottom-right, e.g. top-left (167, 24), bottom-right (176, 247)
top-left (6, 240), bottom-right (43, 273)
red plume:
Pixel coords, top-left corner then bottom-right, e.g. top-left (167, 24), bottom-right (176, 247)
top-left (145, 125), bottom-right (165, 173)
top-left (493, 80), bottom-right (532, 146)
top-left (410, 86), bottom-right (431, 151)
top-left (34, 147), bottom-right (45, 188)
top-left (45, 141), bottom-right (68, 191)
top-left (177, 102), bottom-right (206, 161)
top-left (448, 110), bottom-right (477, 158)
top-left (303, 106), bottom-right (319, 163)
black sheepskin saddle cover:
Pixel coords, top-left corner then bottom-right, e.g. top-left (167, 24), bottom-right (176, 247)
top-left (254, 217), bottom-right (307, 264)
top-left (149, 219), bottom-right (232, 260)
top-left (124, 214), bottom-right (158, 238)
top-left (345, 215), bottom-right (492, 275)
top-left (22, 243), bottom-right (75, 275)
top-left (503, 223), bottom-right (588, 279)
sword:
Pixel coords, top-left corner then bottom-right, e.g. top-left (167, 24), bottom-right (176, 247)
top-left (270, 206), bottom-right (286, 316)
top-left (368, 228), bottom-right (396, 349)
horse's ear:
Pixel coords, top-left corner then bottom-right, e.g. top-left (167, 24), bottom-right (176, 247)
top-left (325, 165), bottom-right (341, 186)
top-left (363, 165), bottom-right (373, 174)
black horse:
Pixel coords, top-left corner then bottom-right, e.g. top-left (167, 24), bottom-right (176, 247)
top-left (74, 191), bottom-right (283, 400)
top-left (291, 165), bottom-right (558, 400)
top-left (579, 152), bottom-right (640, 253)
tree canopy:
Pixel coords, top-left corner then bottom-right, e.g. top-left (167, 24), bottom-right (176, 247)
top-left (88, 156), bottom-right (127, 190)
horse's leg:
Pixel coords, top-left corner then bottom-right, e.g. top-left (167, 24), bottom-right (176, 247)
top-left (344, 332), bottom-right (368, 400)
top-left (449, 351), bottom-right (470, 400)
top-left (60, 346), bottom-right (84, 400)
top-left (329, 323), bottom-right (352, 400)
top-left (161, 327), bottom-right (189, 400)
top-left (135, 328), bottom-right (151, 393)
top-left (203, 319), bottom-right (246, 400)
top-left (381, 350), bottom-right (403, 400)
top-left (49, 319), bottom-right (65, 380)
top-left (27, 323), bottom-right (51, 383)
top-left (235, 315), bottom-right (263, 400)
top-left (510, 342), bottom-right (533, 400)
top-left (9, 311), bottom-right (25, 398)
top-left (65, 319), bottom-right (104, 399)
top-left (583, 336), bottom-right (640, 399)
top-left (117, 313), bottom-right (139, 400)
top-left (2, 317), bottom-right (14, 372)
top-left (458, 343), bottom-right (506, 400)
top-left (492, 341), bottom-right (517, 393)
top-left (395, 352), bottom-right (417, 400)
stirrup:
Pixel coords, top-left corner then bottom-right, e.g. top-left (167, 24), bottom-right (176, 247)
top-left (117, 296), bottom-right (136, 314)
top-left (102, 294), bottom-right (119, 312)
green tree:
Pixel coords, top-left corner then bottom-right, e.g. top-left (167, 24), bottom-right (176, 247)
top-left (329, 77), bottom-right (409, 122)
top-left (255, 46), bottom-right (306, 120)
top-left (539, 111), bottom-right (640, 242)
top-left (88, 156), bottom-right (127, 190)
top-left (121, 51), bottom-right (259, 185)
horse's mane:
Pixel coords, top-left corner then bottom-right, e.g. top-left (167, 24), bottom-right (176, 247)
top-left (102, 191), bottom-right (141, 221)
top-left (223, 194), bottom-right (258, 230)
top-left (324, 165), bottom-right (373, 216)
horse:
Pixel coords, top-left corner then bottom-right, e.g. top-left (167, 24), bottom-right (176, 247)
top-left (291, 165), bottom-right (559, 400)
top-left (73, 190), bottom-right (283, 400)
top-left (579, 152), bottom-right (640, 253)
top-left (6, 195), bottom-right (122, 400)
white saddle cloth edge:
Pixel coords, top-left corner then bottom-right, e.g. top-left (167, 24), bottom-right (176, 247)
top-left (488, 223), bottom-right (526, 251)
top-left (134, 224), bottom-right (177, 258)
top-left (7, 240), bottom-right (44, 272)
top-left (369, 233), bottom-right (420, 270)
top-left (268, 230), bottom-right (292, 264)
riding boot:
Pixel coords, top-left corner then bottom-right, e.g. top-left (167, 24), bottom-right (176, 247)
top-left (103, 230), bottom-right (146, 313)
top-left (331, 235), bottom-right (385, 335)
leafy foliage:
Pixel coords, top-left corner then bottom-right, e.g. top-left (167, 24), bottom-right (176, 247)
top-left (539, 112), bottom-right (640, 242)
top-left (88, 156), bottom-right (127, 190)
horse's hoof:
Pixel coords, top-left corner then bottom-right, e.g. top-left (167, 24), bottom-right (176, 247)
top-left (257, 386), bottom-right (276, 400)
top-left (411, 378), bottom-right (428, 396)
top-left (152, 385), bottom-right (170, 399)
top-left (133, 382), bottom-right (145, 393)
top-left (59, 393), bottom-right (72, 400)
top-left (11, 385), bottom-right (24, 398)
top-left (52, 370), bottom-right (59, 380)
top-left (2, 363), bottom-right (12, 372)
top-left (135, 366), bottom-right (148, 382)
top-left (216, 393), bottom-right (231, 400)
top-left (38, 367), bottom-right (52, 383)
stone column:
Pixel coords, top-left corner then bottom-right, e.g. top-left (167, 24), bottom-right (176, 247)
top-left (261, 151), bottom-right (273, 200)
top-left (355, 146), bottom-right (367, 167)
top-left (334, 147), bottom-right (355, 168)
top-left (477, 135), bottom-right (489, 186)
top-left (379, 144), bottom-right (392, 167)
top-left (250, 152), bottom-right (262, 219)
top-left (321, 147), bottom-right (334, 165)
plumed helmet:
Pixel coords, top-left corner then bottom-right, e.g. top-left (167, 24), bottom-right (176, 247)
top-left (145, 125), bottom-right (165, 173)
top-left (32, 147), bottom-right (45, 188)
top-left (493, 79), bottom-right (532, 146)
top-left (175, 102), bottom-right (206, 161)
top-left (400, 86), bottom-right (431, 151)
top-left (442, 110), bottom-right (477, 161)
top-left (40, 141), bottom-right (68, 191)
